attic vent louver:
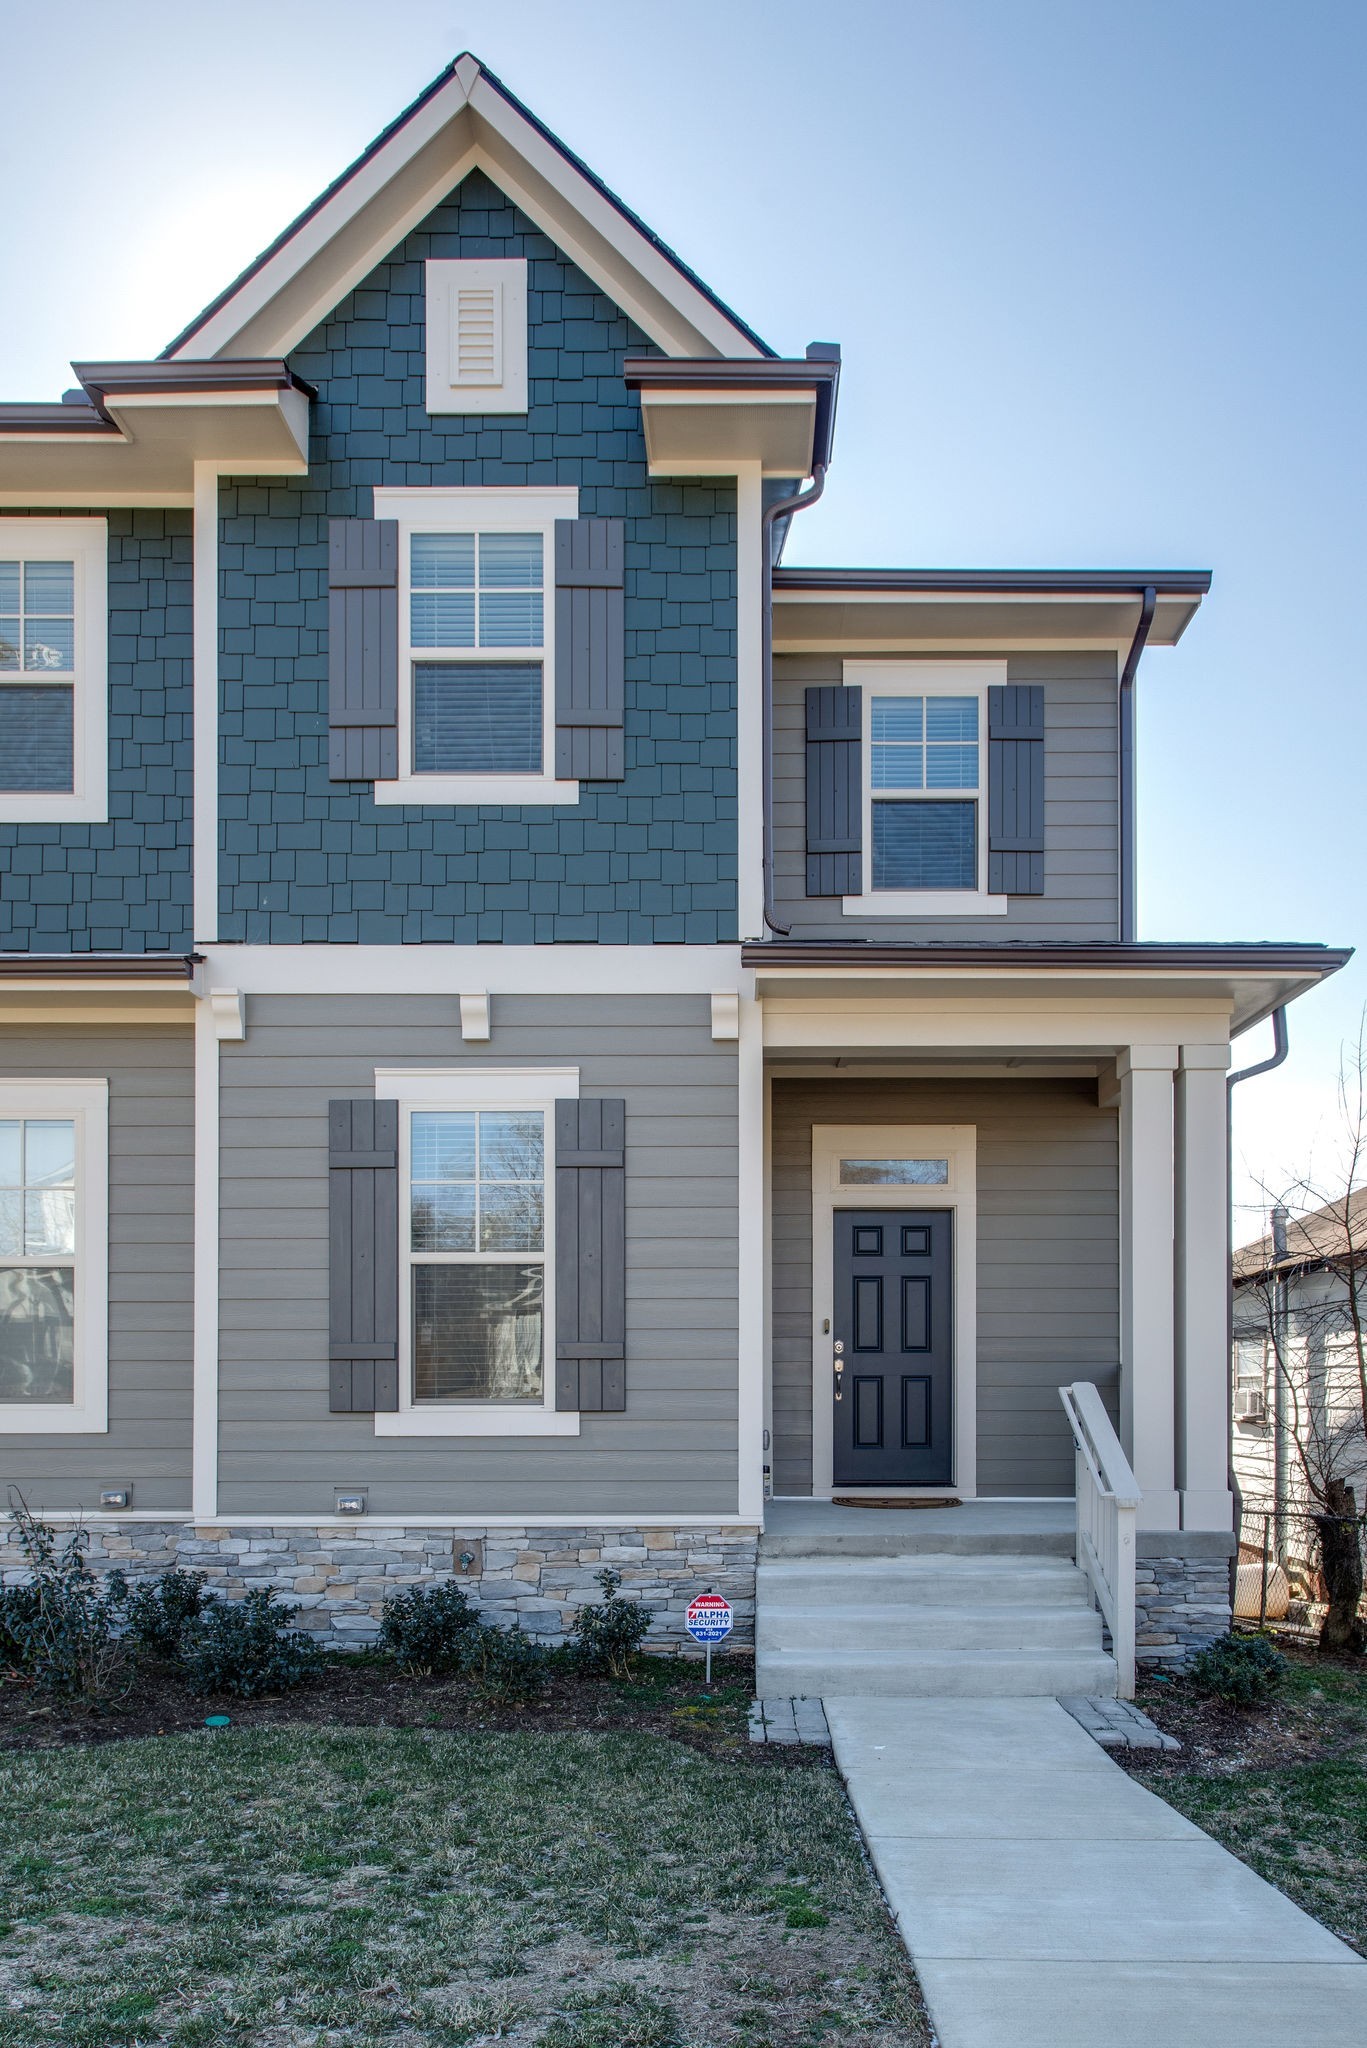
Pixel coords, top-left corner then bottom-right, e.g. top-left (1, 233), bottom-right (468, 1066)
top-left (425, 259), bottom-right (528, 415)
top-left (453, 284), bottom-right (502, 387)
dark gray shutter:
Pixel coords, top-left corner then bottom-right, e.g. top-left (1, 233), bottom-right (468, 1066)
top-left (987, 684), bottom-right (1045, 895)
top-left (328, 518), bottom-right (399, 781)
top-left (805, 685), bottom-right (862, 895)
top-left (328, 1099), bottom-right (399, 1412)
top-left (554, 518), bottom-right (625, 780)
top-left (554, 1098), bottom-right (626, 1412)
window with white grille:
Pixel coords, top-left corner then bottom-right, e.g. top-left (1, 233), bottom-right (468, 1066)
top-left (425, 259), bottom-right (527, 415)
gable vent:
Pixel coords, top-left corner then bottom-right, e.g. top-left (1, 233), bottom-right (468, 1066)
top-left (453, 284), bottom-right (503, 387)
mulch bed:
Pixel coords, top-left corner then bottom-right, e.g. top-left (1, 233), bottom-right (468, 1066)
top-left (1121, 1642), bottom-right (1367, 1776)
top-left (0, 1646), bottom-right (819, 1765)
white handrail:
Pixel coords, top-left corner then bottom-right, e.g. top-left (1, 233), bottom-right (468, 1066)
top-left (1059, 1380), bottom-right (1140, 1699)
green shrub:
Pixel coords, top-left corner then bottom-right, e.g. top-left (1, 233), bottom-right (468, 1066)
top-left (570, 1568), bottom-right (653, 1679)
top-left (125, 1568), bottom-right (207, 1661)
top-left (1190, 1630), bottom-right (1288, 1706)
top-left (0, 1497), bottom-right (133, 1707)
top-left (180, 1587), bottom-right (322, 1698)
top-left (457, 1621), bottom-right (548, 1702)
top-left (378, 1580), bottom-right (481, 1676)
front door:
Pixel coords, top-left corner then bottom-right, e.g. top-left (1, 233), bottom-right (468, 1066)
top-left (832, 1208), bottom-right (953, 1487)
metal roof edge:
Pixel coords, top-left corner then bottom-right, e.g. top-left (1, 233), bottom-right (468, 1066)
top-left (772, 568), bottom-right (1213, 595)
top-left (0, 953), bottom-right (199, 982)
top-left (740, 941), bottom-right (1352, 975)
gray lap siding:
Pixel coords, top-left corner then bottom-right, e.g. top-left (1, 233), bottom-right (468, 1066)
top-left (217, 993), bottom-right (739, 1517)
top-left (773, 651), bottom-right (1119, 942)
top-left (770, 1076), bottom-right (1119, 1497)
top-left (0, 1026), bottom-right (193, 1509)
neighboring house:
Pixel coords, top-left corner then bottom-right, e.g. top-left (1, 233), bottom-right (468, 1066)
top-left (1233, 1193), bottom-right (1367, 1592)
top-left (0, 54), bottom-right (1350, 1659)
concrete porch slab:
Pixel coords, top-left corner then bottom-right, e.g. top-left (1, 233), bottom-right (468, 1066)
top-left (762, 1497), bottom-right (1076, 1557)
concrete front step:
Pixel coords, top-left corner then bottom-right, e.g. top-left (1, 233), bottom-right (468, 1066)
top-left (758, 1601), bottom-right (1105, 1654)
top-left (758, 1554), bottom-right (1092, 1609)
top-left (755, 1643), bottom-right (1120, 1699)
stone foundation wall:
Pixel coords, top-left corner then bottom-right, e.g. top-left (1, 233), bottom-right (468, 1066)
top-left (0, 1522), bottom-right (760, 1652)
top-left (1135, 1554), bottom-right (1232, 1668)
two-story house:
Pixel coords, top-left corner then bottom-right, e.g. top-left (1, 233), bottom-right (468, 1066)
top-left (0, 55), bottom-right (1349, 1676)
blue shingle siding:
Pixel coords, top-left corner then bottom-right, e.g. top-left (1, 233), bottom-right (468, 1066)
top-left (0, 510), bottom-right (193, 953)
top-left (217, 171), bottom-right (738, 945)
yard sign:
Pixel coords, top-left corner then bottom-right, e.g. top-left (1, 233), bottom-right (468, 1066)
top-left (686, 1590), bottom-right (733, 1683)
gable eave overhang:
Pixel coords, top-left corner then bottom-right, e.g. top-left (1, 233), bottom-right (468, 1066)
top-left (739, 941), bottom-right (1352, 1039)
top-left (0, 951), bottom-right (199, 1024)
top-left (772, 569), bottom-right (1210, 654)
top-left (624, 356), bottom-right (839, 477)
top-left (160, 55), bottom-right (771, 366)
top-left (0, 361), bottom-right (312, 506)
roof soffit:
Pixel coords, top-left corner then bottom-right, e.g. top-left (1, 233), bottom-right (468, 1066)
top-left (164, 59), bottom-right (769, 365)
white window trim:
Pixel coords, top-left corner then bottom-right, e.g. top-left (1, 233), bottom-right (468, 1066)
top-left (841, 658), bottom-right (1007, 918)
top-left (0, 519), bottom-right (107, 823)
top-left (372, 486), bottom-right (580, 809)
top-left (809, 1123), bottom-right (976, 1501)
top-left (424, 259), bottom-right (529, 416)
top-left (0, 1078), bottom-right (108, 1434)
top-left (372, 1067), bottom-right (580, 1437)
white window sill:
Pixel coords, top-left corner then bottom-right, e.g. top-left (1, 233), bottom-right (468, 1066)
top-left (371, 776), bottom-right (580, 808)
top-left (0, 792), bottom-right (108, 824)
top-left (0, 1406), bottom-right (107, 1434)
top-left (374, 1407), bottom-right (581, 1438)
top-left (842, 890), bottom-right (1008, 917)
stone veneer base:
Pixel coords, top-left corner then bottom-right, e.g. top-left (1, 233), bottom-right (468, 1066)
top-left (0, 1522), bottom-right (760, 1652)
top-left (1134, 1554), bottom-right (1233, 1669)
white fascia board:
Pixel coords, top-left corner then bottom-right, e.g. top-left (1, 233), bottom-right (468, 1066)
top-left (194, 944), bottom-right (749, 996)
top-left (171, 66), bottom-right (764, 363)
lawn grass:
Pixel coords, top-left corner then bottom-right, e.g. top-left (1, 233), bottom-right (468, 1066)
top-left (1134, 1646), bottom-right (1367, 1956)
top-left (0, 1725), bottom-right (927, 2047)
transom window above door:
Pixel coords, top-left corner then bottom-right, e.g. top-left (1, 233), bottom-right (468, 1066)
top-left (870, 693), bottom-right (979, 892)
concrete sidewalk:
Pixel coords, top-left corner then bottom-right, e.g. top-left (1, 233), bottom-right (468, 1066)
top-left (827, 1695), bottom-right (1366, 2048)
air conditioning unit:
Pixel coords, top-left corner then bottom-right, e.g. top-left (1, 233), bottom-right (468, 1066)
top-left (1234, 1387), bottom-right (1267, 1421)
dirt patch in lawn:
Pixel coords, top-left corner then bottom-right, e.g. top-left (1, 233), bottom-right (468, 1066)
top-left (1122, 1642), bottom-right (1367, 1957)
top-left (0, 1725), bottom-right (931, 2047)
top-left (0, 1649), bottom-right (782, 1764)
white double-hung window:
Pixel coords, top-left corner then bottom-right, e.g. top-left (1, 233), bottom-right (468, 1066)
top-left (0, 1080), bottom-right (108, 1432)
top-left (373, 487), bottom-right (580, 806)
top-left (0, 519), bottom-right (107, 822)
top-left (846, 659), bottom-right (1007, 916)
top-left (373, 1068), bottom-right (579, 1437)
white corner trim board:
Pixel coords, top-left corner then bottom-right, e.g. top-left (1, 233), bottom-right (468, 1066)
top-left (192, 463), bottom-right (221, 943)
top-left (192, 1004), bottom-right (220, 1514)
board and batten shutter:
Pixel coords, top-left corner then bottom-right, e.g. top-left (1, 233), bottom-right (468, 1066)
top-left (554, 1098), bottom-right (626, 1412)
top-left (987, 683), bottom-right (1045, 896)
top-left (328, 1099), bottom-right (400, 1412)
top-left (554, 518), bottom-right (625, 780)
top-left (328, 518), bottom-right (400, 782)
top-left (805, 685), bottom-right (862, 895)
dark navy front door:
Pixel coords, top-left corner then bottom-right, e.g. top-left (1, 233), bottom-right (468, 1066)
top-left (832, 1209), bottom-right (953, 1487)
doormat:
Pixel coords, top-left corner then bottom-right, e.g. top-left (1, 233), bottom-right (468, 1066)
top-left (831, 1496), bottom-right (962, 1510)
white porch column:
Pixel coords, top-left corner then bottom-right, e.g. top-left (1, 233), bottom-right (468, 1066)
top-left (1175, 1044), bottom-right (1235, 1530)
top-left (1118, 1045), bottom-right (1180, 1529)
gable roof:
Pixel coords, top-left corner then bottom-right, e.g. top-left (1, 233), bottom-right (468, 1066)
top-left (162, 54), bottom-right (772, 365)
top-left (1234, 1186), bottom-right (1367, 1283)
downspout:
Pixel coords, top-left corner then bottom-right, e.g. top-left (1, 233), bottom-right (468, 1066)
top-left (1227, 1006), bottom-right (1290, 1596)
top-left (761, 466), bottom-right (827, 935)
top-left (1118, 584), bottom-right (1157, 943)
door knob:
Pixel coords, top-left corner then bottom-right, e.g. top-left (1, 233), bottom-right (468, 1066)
top-left (833, 1340), bottom-right (845, 1402)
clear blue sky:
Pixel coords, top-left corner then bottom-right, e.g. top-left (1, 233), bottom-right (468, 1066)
top-left (4, 0), bottom-right (1363, 1236)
